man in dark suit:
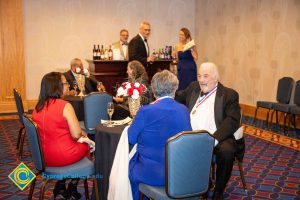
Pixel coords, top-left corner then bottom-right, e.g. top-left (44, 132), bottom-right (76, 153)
top-left (176, 62), bottom-right (244, 200)
top-left (128, 21), bottom-right (155, 67)
top-left (64, 58), bottom-right (98, 95)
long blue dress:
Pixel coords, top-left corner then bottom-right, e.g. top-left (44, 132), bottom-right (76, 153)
top-left (128, 98), bottom-right (192, 200)
top-left (177, 50), bottom-right (197, 91)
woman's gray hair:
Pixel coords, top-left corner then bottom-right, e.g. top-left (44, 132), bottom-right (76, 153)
top-left (151, 70), bottom-right (179, 98)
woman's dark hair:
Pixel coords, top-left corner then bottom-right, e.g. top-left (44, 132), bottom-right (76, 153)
top-left (180, 27), bottom-right (192, 40)
top-left (128, 60), bottom-right (149, 83)
top-left (35, 72), bottom-right (63, 112)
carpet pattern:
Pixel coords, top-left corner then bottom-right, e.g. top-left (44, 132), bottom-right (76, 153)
top-left (243, 124), bottom-right (300, 151)
top-left (0, 119), bottom-right (300, 199)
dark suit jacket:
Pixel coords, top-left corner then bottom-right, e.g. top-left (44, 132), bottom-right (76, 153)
top-left (63, 70), bottom-right (97, 94)
top-left (128, 34), bottom-right (148, 67)
top-left (176, 81), bottom-right (241, 142)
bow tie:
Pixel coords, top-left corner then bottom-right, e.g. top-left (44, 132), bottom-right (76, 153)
top-left (144, 39), bottom-right (147, 43)
top-left (200, 91), bottom-right (208, 97)
top-left (122, 42), bottom-right (128, 46)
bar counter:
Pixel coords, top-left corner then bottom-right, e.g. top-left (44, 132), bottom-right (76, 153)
top-left (86, 59), bottom-right (172, 94)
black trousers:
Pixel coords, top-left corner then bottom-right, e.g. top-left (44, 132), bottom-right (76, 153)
top-left (214, 137), bottom-right (237, 192)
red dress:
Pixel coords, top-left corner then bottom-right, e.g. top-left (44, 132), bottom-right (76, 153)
top-left (32, 99), bottom-right (89, 167)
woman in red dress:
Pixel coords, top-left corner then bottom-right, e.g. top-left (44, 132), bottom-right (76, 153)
top-left (32, 72), bottom-right (89, 200)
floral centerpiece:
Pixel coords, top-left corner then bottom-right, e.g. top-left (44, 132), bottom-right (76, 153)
top-left (75, 67), bottom-right (90, 77)
top-left (116, 82), bottom-right (147, 99)
top-left (117, 82), bottom-right (147, 117)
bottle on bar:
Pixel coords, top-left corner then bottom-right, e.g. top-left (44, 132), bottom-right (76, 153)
top-left (104, 47), bottom-right (109, 60)
top-left (161, 48), bottom-right (165, 60)
top-left (152, 49), bottom-right (156, 60)
top-left (108, 45), bottom-right (113, 60)
top-left (100, 45), bottom-right (105, 60)
top-left (93, 45), bottom-right (97, 60)
top-left (165, 46), bottom-right (168, 60)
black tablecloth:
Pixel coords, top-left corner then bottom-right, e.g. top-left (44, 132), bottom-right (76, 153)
top-left (93, 124), bottom-right (126, 200)
top-left (63, 95), bottom-right (84, 121)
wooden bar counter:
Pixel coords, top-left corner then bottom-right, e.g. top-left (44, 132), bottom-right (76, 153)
top-left (86, 59), bottom-right (172, 94)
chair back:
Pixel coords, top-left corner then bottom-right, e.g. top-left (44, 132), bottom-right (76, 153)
top-left (13, 89), bottom-right (25, 124)
top-left (276, 77), bottom-right (294, 104)
top-left (166, 130), bottom-right (215, 198)
top-left (22, 115), bottom-right (45, 171)
top-left (294, 80), bottom-right (300, 106)
top-left (84, 92), bottom-right (112, 129)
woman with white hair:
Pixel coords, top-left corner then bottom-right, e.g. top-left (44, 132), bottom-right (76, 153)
top-left (128, 70), bottom-right (192, 200)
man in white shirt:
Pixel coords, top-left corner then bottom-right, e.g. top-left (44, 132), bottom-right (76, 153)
top-left (112, 29), bottom-right (129, 60)
top-left (128, 21), bottom-right (155, 67)
top-left (176, 62), bottom-right (244, 200)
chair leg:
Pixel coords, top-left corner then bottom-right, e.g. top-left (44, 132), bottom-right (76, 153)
top-left (16, 126), bottom-right (24, 149)
top-left (237, 161), bottom-right (247, 192)
top-left (283, 113), bottom-right (288, 134)
top-left (84, 179), bottom-right (89, 200)
top-left (294, 114), bottom-right (297, 131)
top-left (276, 111), bottom-right (279, 130)
top-left (253, 107), bottom-right (259, 124)
top-left (28, 177), bottom-right (37, 200)
top-left (19, 130), bottom-right (26, 158)
top-left (93, 178), bottom-right (100, 200)
top-left (266, 109), bottom-right (270, 129)
top-left (39, 179), bottom-right (50, 200)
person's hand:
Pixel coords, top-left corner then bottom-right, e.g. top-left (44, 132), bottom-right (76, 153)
top-left (147, 56), bottom-right (155, 62)
top-left (113, 96), bottom-right (124, 103)
top-left (81, 130), bottom-right (88, 137)
top-left (69, 89), bottom-right (77, 96)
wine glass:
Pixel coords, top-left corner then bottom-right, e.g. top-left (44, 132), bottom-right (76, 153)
top-left (73, 81), bottom-right (78, 96)
top-left (107, 102), bottom-right (114, 127)
top-left (97, 82), bottom-right (103, 92)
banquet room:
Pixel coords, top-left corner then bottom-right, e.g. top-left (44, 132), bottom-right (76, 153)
top-left (0, 0), bottom-right (299, 200)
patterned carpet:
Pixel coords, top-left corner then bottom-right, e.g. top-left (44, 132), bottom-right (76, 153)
top-left (0, 119), bottom-right (300, 199)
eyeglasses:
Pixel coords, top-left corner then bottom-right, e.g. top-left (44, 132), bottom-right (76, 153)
top-left (62, 82), bottom-right (70, 86)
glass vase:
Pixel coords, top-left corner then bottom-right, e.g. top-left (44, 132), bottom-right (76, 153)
top-left (128, 97), bottom-right (141, 118)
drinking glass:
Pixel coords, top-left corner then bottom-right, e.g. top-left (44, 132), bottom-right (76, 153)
top-left (73, 81), bottom-right (78, 96)
top-left (107, 102), bottom-right (114, 127)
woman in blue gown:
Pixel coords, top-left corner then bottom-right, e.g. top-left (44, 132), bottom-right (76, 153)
top-left (128, 70), bottom-right (192, 200)
top-left (175, 28), bottom-right (198, 91)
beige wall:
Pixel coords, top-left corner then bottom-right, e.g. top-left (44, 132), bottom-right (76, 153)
top-left (195, 0), bottom-right (300, 106)
top-left (23, 0), bottom-right (196, 99)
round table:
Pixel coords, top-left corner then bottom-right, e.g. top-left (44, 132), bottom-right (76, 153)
top-left (93, 124), bottom-right (126, 200)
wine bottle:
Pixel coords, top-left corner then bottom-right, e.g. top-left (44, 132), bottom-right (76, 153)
top-left (97, 45), bottom-right (100, 60)
top-left (100, 45), bottom-right (105, 60)
top-left (108, 45), bottom-right (113, 60)
top-left (104, 47), bottom-right (109, 60)
top-left (93, 45), bottom-right (97, 60)
top-left (152, 49), bottom-right (156, 59)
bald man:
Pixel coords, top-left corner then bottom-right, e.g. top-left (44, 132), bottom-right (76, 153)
top-left (176, 62), bottom-right (245, 200)
top-left (128, 21), bottom-right (155, 67)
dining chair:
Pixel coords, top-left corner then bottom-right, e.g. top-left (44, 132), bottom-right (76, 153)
top-left (139, 130), bottom-right (215, 200)
top-left (270, 78), bottom-right (295, 133)
top-left (80, 92), bottom-right (112, 134)
top-left (288, 80), bottom-right (300, 132)
top-left (22, 115), bottom-right (100, 200)
top-left (254, 77), bottom-right (294, 129)
top-left (13, 88), bottom-right (26, 158)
